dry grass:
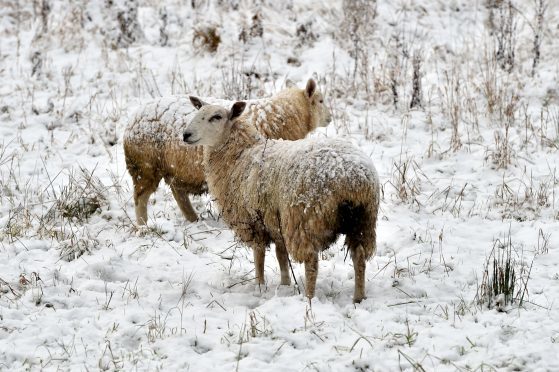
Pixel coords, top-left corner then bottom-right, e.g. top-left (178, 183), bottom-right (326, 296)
top-left (476, 228), bottom-right (534, 311)
top-left (388, 153), bottom-right (423, 207)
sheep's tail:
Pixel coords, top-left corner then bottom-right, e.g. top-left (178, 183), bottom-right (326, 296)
top-left (339, 200), bottom-right (377, 259)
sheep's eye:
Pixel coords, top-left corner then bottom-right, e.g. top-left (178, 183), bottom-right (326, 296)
top-left (319, 99), bottom-right (324, 104)
top-left (210, 114), bottom-right (222, 122)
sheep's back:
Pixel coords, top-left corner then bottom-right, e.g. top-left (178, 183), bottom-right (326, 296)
top-left (256, 137), bottom-right (379, 208)
top-left (242, 90), bottom-right (311, 140)
top-left (124, 96), bottom-right (231, 145)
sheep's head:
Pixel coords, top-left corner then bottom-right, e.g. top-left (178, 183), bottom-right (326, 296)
top-left (183, 97), bottom-right (246, 147)
top-left (304, 79), bottom-right (332, 128)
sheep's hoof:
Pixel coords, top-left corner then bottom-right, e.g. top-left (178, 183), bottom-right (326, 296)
top-left (280, 278), bottom-right (291, 286)
top-left (135, 224), bottom-right (150, 236)
top-left (186, 215), bottom-right (198, 223)
top-left (353, 296), bottom-right (367, 304)
top-left (305, 296), bottom-right (316, 307)
top-left (274, 284), bottom-right (292, 297)
top-left (254, 282), bottom-right (267, 296)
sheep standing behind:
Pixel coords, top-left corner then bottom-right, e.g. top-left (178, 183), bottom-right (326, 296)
top-left (124, 79), bottom-right (331, 225)
top-left (183, 99), bottom-right (379, 303)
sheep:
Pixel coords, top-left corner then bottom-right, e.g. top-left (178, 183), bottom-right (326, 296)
top-left (123, 79), bottom-right (331, 225)
top-left (182, 99), bottom-right (379, 303)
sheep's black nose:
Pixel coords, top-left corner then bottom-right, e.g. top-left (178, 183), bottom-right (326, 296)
top-left (183, 131), bottom-right (192, 142)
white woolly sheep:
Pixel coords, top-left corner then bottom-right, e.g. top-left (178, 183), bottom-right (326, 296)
top-left (124, 79), bottom-right (331, 225)
top-left (182, 99), bottom-right (379, 303)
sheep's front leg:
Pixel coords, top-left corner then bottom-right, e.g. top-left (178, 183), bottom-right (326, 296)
top-left (304, 253), bottom-right (318, 299)
top-left (170, 184), bottom-right (198, 222)
top-left (351, 245), bottom-right (367, 303)
top-left (253, 246), bottom-right (266, 285)
top-left (274, 241), bottom-right (291, 285)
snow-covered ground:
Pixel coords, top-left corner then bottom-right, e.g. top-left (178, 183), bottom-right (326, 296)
top-left (1, 0), bottom-right (558, 370)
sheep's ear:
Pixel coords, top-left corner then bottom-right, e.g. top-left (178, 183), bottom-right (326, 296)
top-left (189, 96), bottom-right (208, 110)
top-left (305, 78), bottom-right (317, 98)
top-left (229, 101), bottom-right (246, 120)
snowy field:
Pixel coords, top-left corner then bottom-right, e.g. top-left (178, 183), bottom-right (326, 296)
top-left (1, 0), bottom-right (559, 370)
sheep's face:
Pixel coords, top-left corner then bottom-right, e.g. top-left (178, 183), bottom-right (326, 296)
top-left (305, 79), bottom-right (332, 128)
top-left (183, 97), bottom-right (246, 147)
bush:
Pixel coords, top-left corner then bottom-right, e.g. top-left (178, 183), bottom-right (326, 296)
top-left (193, 24), bottom-right (221, 53)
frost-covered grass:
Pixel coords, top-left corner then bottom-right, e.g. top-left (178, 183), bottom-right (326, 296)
top-left (1, 0), bottom-right (559, 370)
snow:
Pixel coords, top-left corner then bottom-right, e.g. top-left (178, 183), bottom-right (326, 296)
top-left (1, 0), bottom-right (559, 371)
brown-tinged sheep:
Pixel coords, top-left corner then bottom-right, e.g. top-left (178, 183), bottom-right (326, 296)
top-left (182, 99), bottom-right (379, 303)
top-left (124, 79), bottom-right (331, 225)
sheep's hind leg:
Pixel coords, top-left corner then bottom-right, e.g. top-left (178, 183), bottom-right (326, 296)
top-left (351, 244), bottom-right (367, 303)
top-left (169, 184), bottom-right (198, 222)
top-left (134, 179), bottom-right (159, 226)
top-left (304, 253), bottom-right (319, 299)
top-left (253, 246), bottom-right (266, 285)
top-left (274, 241), bottom-right (291, 285)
